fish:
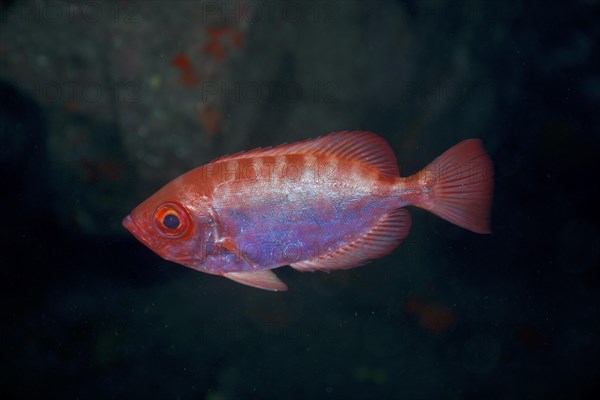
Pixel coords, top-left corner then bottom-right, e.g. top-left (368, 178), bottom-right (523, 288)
top-left (123, 131), bottom-right (494, 291)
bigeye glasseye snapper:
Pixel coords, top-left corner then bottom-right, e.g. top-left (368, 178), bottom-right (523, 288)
top-left (123, 131), bottom-right (494, 291)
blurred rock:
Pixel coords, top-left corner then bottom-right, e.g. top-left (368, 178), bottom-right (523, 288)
top-left (1, 0), bottom-right (501, 236)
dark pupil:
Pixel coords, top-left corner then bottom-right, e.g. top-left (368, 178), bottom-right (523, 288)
top-left (163, 214), bottom-right (180, 230)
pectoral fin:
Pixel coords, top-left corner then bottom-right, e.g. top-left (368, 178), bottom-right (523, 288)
top-left (219, 237), bottom-right (260, 269)
top-left (224, 270), bottom-right (288, 291)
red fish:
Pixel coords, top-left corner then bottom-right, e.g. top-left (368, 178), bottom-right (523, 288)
top-left (123, 131), bottom-right (493, 291)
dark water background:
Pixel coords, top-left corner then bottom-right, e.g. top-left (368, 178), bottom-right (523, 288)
top-left (1, 1), bottom-right (599, 399)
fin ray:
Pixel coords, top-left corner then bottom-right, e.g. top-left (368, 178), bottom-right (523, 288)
top-left (291, 208), bottom-right (411, 272)
top-left (409, 139), bottom-right (494, 233)
top-left (224, 270), bottom-right (288, 291)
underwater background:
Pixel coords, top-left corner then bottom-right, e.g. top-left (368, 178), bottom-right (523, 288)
top-left (1, 0), bottom-right (599, 399)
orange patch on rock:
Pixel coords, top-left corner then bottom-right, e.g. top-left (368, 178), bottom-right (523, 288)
top-left (171, 53), bottom-right (200, 86)
top-left (197, 106), bottom-right (222, 136)
top-left (203, 26), bottom-right (244, 63)
top-left (403, 295), bottom-right (456, 335)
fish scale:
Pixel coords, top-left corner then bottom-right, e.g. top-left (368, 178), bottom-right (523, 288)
top-left (217, 149), bottom-right (379, 270)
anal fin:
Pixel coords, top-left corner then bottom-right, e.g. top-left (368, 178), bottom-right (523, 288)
top-left (291, 208), bottom-right (411, 272)
top-left (224, 270), bottom-right (288, 291)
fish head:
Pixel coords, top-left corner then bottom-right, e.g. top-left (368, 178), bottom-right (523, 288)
top-left (123, 176), bottom-right (216, 269)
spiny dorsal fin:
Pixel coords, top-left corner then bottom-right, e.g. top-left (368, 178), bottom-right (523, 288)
top-left (213, 131), bottom-right (399, 178)
top-left (290, 208), bottom-right (411, 272)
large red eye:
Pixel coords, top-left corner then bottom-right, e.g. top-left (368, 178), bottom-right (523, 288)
top-left (154, 202), bottom-right (190, 237)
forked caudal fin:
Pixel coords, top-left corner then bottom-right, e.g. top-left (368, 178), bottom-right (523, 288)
top-left (406, 139), bottom-right (494, 234)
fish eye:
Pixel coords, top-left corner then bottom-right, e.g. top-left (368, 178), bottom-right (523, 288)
top-left (163, 214), bottom-right (180, 230)
top-left (154, 202), bottom-right (190, 237)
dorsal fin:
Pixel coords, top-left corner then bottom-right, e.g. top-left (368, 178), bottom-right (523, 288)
top-left (213, 131), bottom-right (399, 177)
top-left (290, 208), bottom-right (411, 272)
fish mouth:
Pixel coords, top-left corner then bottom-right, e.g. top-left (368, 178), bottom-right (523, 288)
top-left (122, 214), bottom-right (198, 266)
top-left (122, 214), bottom-right (137, 234)
top-left (122, 214), bottom-right (153, 248)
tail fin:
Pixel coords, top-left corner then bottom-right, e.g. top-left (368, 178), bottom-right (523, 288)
top-left (409, 139), bottom-right (494, 234)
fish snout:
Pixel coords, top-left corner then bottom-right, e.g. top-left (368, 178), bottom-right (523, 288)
top-left (122, 214), bottom-right (136, 233)
top-left (122, 214), bottom-right (147, 244)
